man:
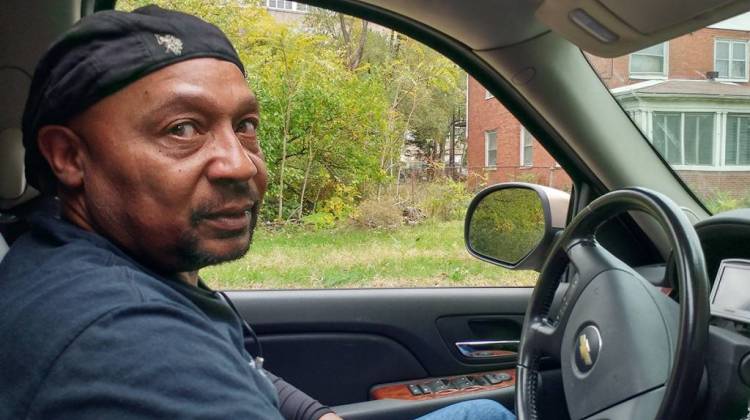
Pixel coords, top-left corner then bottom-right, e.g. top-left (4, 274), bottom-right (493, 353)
top-left (0, 5), bottom-right (515, 420)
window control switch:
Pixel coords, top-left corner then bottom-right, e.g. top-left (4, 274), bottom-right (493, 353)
top-left (408, 384), bottom-right (423, 396)
top-left (429, 380), bottom-right (449, 391)
top-left (472, 375), bottom-right (489, 386)
top-left (485, 372), bottom-right (511, 384)
top-left (450, 377), bottom-right (473, 389)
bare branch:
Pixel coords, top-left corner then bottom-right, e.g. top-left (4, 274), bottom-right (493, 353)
top-left (348, 20), bottom-right (368, 70)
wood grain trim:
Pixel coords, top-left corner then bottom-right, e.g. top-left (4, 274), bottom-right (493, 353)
top-left (370, 369), bottom-right (516, 401)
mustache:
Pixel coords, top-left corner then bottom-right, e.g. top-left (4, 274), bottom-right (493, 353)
top-left (190, 181), bottom-right (261, 225)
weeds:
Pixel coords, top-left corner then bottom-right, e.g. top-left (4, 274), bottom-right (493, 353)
top-left (200, 220), bottom-right (536, 290)
top-left (701, 190), bottom-right (750, 214)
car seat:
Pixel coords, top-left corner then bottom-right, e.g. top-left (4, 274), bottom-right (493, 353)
top-left (0, 126), bottom-right (39, 262)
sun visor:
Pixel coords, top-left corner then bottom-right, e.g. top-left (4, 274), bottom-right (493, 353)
top-left (536, 0), bottom-right (750, 57)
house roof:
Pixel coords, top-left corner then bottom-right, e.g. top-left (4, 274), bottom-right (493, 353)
top-left (612, 79), bottom-right (750, 99)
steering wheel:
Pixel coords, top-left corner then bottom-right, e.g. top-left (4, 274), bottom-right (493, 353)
top-left (515, 188), bottom-right (709, 420)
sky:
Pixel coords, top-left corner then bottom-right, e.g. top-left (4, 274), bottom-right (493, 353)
top-left (710, 11), bottom-right (750, 30)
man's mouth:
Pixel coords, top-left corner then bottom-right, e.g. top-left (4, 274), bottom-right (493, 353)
top-left (199, 203), bottom-right (254, 232)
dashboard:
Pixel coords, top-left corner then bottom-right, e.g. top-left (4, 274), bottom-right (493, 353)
top-left (691, 208), bottom-right (750, 419)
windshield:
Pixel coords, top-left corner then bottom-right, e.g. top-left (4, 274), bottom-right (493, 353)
top-left (588, 13), bottom-right (750, 213)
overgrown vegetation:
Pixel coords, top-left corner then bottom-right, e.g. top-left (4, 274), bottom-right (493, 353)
top-left (200, 220), bottom-right (537, 289)
top-left (468, 189), bottom-right (545, 264)
top-left (351, 197), bottom-right (403, 229)
top-left (701, 190), bottom-right (750, 214)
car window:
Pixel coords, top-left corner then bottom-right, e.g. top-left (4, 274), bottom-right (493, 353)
top-left (587, 13), bottom-right (750, 214)
top-left (116, 0), bottom-right (570, 290)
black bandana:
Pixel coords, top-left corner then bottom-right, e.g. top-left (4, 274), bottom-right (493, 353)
top-left (22, 5), bottom-right (245, 192)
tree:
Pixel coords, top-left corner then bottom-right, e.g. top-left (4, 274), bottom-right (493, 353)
top-left (306, 11), bottom-right (465, 180)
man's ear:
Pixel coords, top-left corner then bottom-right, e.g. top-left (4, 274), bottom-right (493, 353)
top-left (36, 125), bottom-right (87, 189)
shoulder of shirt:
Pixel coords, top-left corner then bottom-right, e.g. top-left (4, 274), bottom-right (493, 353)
top-left (0, 241), bottom-right (209, 374)
top-left (22, 300), bottom-right (234, 417)
top-left (2, 229), bottom-right (199, 307)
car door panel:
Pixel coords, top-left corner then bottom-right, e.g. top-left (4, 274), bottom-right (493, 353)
top-left (259, 332), bottom-right (427, 405)
top-left (227, 288), bottom-right (532, 414)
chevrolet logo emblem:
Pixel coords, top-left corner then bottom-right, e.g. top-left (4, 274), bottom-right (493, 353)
top-left (578, 334), bottom-right (593, 366)
top-left (574, 325), bottom-right (601, 374)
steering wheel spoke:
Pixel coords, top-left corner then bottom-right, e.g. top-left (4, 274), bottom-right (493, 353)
top-left (543, 238), bottom-right (629, 328)
top-left (564, 236), bottom-right (631, 282)
top-left (524, 318), bottom-right (563, 364)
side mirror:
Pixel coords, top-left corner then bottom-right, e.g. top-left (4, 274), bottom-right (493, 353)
top-left (465, 182), bottom-right (570, 271)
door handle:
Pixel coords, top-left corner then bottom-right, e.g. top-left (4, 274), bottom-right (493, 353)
top-left (455, 340), bottom-right (519, 359)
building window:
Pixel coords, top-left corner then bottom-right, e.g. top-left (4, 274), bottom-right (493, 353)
top-left (726, 114), bottom-right (750, 165)
top-left (652, 112), bottom-right (714, 166)
top-left (521, 128), bottom-right (533, 167)
top-left (266, 0), bottom-right (307, 11)
top-left (715, 39), bottom-right (748, 81)
top-left (684, 114), bottom-right (714, 165)
top-left (630, 43), bottom-right (668, 78)
top-left (485, 130), bottom-right (497, 167)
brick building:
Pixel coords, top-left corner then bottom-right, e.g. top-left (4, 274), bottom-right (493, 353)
top-left (467, 15), bottom-right (750, 197)
top-left (264, 0), bottom-right (312, 23)
top-left (466, 83), bottom-right (572, 191)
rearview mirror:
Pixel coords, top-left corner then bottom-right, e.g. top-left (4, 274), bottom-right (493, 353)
top-left (465, 183), bottom-right (570, 271)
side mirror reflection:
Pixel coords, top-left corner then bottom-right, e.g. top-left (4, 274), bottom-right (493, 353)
top-left (467, 188), bottom-right (546, 265)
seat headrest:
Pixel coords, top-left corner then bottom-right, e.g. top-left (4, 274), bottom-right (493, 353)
top-left (0, 127), bottom-right (38, 210)
top-left (0, 127), bottom-right (26, 200)
top-left (0, 67), bottom-right (38, 209)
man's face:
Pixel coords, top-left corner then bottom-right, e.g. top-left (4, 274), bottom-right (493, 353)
top-left (68, 58), bottom-right (267, 273)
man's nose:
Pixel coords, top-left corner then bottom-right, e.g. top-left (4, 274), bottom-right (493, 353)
top-left (205, 126), bottom-right (258, 182)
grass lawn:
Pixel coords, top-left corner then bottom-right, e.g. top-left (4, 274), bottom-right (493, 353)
top-left (200, 220), bottom-right (537, 289)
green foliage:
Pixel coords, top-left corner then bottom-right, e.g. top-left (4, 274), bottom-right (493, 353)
top-left (320, 184), bottom-right (359, 220)
top-left (514, 172), bottom-right (540, 184)
top-left (301, 212), bottom-right (336, 230)
top-left (468, 189), bottom-right (545, 264)
top-left (418, 178), bottom-right (472, 221)
top-left (701, 190), bottom-right (750, 214)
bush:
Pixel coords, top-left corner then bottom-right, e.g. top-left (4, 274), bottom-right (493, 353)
top-left (321, 185), bottom-right (359, 220)
top-left (418, 179), bottom-right (472, 222)
top-left (301, 212), bottom-right (336, 230)
top-left (700, 190), bottom-right (750, 214)
top-left (352, 197), bottom-right (403, 229)
top-left (513, 172), bottom-right (540, 184)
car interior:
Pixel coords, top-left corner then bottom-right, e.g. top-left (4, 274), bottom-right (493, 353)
top-left (4, 0), bottom-right (750, 419)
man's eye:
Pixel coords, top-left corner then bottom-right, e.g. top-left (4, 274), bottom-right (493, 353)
top-left (236, 119), bottom-right (257, 135)
top-left (168, 122), bottom-right (198, 138)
